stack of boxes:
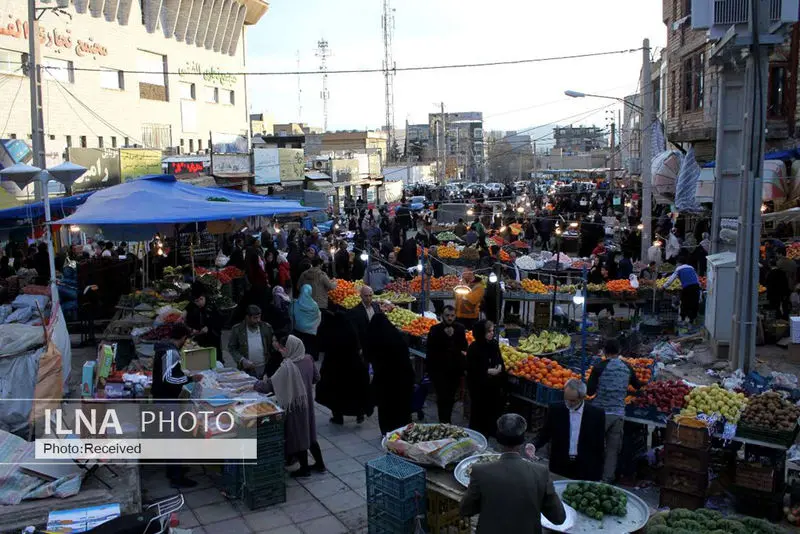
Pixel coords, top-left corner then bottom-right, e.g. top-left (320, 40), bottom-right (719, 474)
top-left (366, 455), bottom-right (426, 534)
top-left (659, 420), bottom-right (710, 510)
top-left (789, 317), bottom-right (800, 363)
top-left (733, 445), bottom-right (786, 521)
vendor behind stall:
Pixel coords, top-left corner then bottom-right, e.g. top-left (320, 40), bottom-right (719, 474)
top-left (455, 270), bottom-right (484, 331)
top-left (664, 255), bottom-right (701, 324)
top-left (185, 283), bottom-right (223, 363)
top-left (228, 305), bottom-right (276, 378)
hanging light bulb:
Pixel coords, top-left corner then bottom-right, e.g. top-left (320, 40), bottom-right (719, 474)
top-left (416, 261), bottom-right (423, 273)
top-left (526, 202), bottom-right (531, 207)
top-left (499, 226), bottom-right (507, 233)
top-left (157, 249), bottom-right (164, 256)
top-left (572, 289), bottom-right (585, 305)
top-left (516, 206), bottom-right (524, 213)
top-left (334, 224), bottom-right (340, 230)
top-left (760, 203), bottom-right (768, 213)
top-left (555, 227), bottom-right (562, 236)
top-left (360, 251), bottom-right (368, 262)
top-left (653, 240), bottom-right (661, 247)
top-left (70, 225), bottom-right (81, 233)
top-left (330, 247), bottom-right (336, 256)
top-left (488, 272), bottom-right (498, 283)
top-left (637, 224), bottom-right (644, 230)
top-left (453, 284), bottom-right (471, 295)
top-left (466, 208), bottom-right (474, 216)
top-left (569, 222), bottom-right (578, 228)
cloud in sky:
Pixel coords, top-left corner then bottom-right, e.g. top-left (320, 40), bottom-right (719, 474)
top-left (245, 0), bottom-right (665, 137)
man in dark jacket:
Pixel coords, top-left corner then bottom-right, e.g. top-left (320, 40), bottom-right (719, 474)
top-left (152, 324), bottom-right (201, 488)
top-left (426, 305), bottom-right (468, 424)
top-left (461, 413), bottom-right (566, 534)
top-left (533, 378), bottom-right (606, 481)
top-left (333, 240), bottom-right (351, 281)
top-left (349, 285), bottom-right (382, 361)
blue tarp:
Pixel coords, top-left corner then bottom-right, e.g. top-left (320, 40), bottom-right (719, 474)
top-left (703, 148), bottom-right (800, 168)
top-left (0, 191), bottom-right (94, 221)
top-left (57, 174), bottom-right (318, 226)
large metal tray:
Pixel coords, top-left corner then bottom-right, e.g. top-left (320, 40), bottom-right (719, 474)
top-left (551, 480), bottom-right (650, 533)
top-left (380, 424), bottom-right (487, 467)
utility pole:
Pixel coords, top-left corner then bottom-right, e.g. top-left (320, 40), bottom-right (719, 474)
top-left (405, 118), bottom-right (411, 185)
top-left (381, 0), bottom-right (395, 162)
top-left (315, 39), bottom-right (331, 132)
top-left (296, 50), bottom-right (302, 121)
top-left (28, 1), bottom-right (45, 173)
top-left (639, 38), bottom-right (653, 258)
top-left (439, 103), bottom-right (446, 184)
top-left (607, 120), bottom-right (616, 184)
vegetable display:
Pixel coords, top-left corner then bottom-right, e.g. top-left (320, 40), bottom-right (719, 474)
top-left (508, 354), bottom-right (582, 389)
top-left (520, 278), bottom-right (548, 294)
top-left (646, 508), bottom-right (785, 534)
top-left (739, 391), bottom-right (800, 431)
top-left (517, 330), bottom-right (571, 354)
top-left (401, 316), bottom-right (438, 336)
top-left (386, 307), bottom-right (418, 329)
top-left (435, 231), bottom-right (461, 242)
top-left (436, 245), bottom-right (460, 259)
top-left (328, 279), bottom-right (359, 305)
top-left (561, 482), bottom-right (627, 521)
top-left (400, 423), bottom-right (468, 443)
top-left (629, 380), bottom-right (691, 413)
top-left (788, 242), bottom-right (800, 260)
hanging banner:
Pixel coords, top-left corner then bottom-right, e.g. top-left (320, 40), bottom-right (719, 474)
top-left (253, 148), bottom-right (280, 185)
top-left (212, 153), bottom-right (252, 176)
top-left (67, 148), bottom-right (121, 192)
top-left (211, 133), bottom-right (248, 154)
top-left (120, 149), bottom-right (162, 182)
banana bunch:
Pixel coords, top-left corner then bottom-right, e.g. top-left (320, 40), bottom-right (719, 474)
top-left (518, 330), bottom-right (571, 354)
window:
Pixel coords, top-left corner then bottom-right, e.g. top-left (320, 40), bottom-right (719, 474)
top-left (111, 136), bottom-right (117, 148)
top-left (0, 49), bottom-right (23, 74)
top-left (124, 137), bottom-right (129, 147)
top-left (222, 89), bottom-right (234, 105)
top-left (48, 134), bottom-right (55, 140)
top-left (671, 70), bottom-right (677, 118)
top-left (768, 64), bottom-right (788, 118)
top-left (80, 136), bottom-right (87, 148)
top-left (205, 86), bottom-right (218, 103)
top-left (652, 78), bottom-right (661, 117)
top-left (179, 82), bottom-right (195, 100)
top-left (189, 139), bottom-right (194, 152)
top-left (100, 68), bottom-right (124, 90)
top-left (42, 57), bottom-right (74, 83)
top-left (137, 50), bottom-right (167, 101)
top-left (198, 139), bottom-right (202, 151)
top-left (98, 136), bottom-right (104, 148)
top-left (684, 0), bottom-right (692, 16)
top-left (9, 133), bottom-right (15, 139)
top-left (65, 135), bottom-right (72, 147)
top-left (180, 138), bottom-right (185, 147)
top-left (682, 52), bottom-right (704, 111)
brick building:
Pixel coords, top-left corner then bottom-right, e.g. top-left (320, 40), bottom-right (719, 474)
top-left (0, 0), bottom-right (267, 165)
top-left (663, 0), bottom-right (799, 162)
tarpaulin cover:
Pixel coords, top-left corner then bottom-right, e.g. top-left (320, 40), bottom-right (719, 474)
top-left (57, 174), bottom-right (319, 226)
top-left (0, 191), bottom-right (93, 221)
top-left (703, 147), bottom-right (800, 168)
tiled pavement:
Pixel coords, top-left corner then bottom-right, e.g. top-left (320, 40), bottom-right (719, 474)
top-left (141, 402), bottom-right (404, 534)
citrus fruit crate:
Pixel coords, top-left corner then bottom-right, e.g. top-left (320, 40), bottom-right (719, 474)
top-left (735, 422), bottom-right (799, 448)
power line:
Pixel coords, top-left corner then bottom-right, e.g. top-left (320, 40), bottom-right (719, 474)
top-left (24, 48), bottom-right (641, 77)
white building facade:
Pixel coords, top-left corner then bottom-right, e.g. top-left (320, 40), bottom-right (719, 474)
top-left (0, 0), bottom-right (267, 165)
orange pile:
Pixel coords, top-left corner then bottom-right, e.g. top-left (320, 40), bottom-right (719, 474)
top-left (499, 249), bottom-right (511, 262)
top-left (466, 331), bottom-right (475, 344)
top-left (436, 246), bottom-right (460, 259)
top-left (408, 275), bottom-right (460, 292)
top-left (401, 316), bottom-right (439, 336)
top-left (328, 279), bottom-right (358, 304)
top-left (510, 356), bottom-right (582, 389)
top-left (606, 279), bottom-right (636, 293)
top-left (509, 223), bottom-right (522, 236)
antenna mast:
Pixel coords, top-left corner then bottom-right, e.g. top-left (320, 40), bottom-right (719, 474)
top-left (382, 0), bottom-right (396, 161)
top-left (315, 39), bottom-right (331, 132)
top-left (296, 50), bottom-right (302, 121)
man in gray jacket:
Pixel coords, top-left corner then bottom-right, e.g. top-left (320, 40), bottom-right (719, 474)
top-left (460, 413), bottom-right (566, 534)
top-left (227, 305), bottom-right (276, 378)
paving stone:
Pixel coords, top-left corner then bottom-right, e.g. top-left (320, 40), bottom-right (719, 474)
top-left (303, 477), bottom-right (350, 499)
top-left (317, 447), bottom-right (349, 463)
top-left (243, 507), bottom-right (293, 531)
top-left (353, 453), bottom-right (382, 466)
top-left (184, 487), bottom-right (226, 508)
top-left (176, 509), bottom-right (200, 529)
top-left (335, 504), bottom-right (368, 531)
top-left (281, 500), bottom-right (329, 523)
top-left (316, 437), bottom-right (335, 450)
top-left (193, 501), bottom-right (240, 525)
top-left (330, 433), bottom-right (365, 446)
top-left (326, 458), bottom-right (363, 476)
top-left (203, 516), bottom-right (251, 533)
top-left (285, 484), bottom-right (316, 504)
top-left (336, 471), bottom-right (366, 490)
top-left (257, 525), bottom-right (302, 534)
top-left (319, 489), bottom-right (365, 514)
top-left (338, 441), bottom-right (381, 458)
top-left (296, 514), bottom-right (348, 534)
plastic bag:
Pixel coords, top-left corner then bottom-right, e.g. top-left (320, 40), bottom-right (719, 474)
top-left (0, 324), bottom-right (45, 357)
top-left (154, 305), bottom-right (185, 326)
top-left (4, 307), bottom-right (33, 325)
top-left (215, 251), bottom-right (229, 268)
top-left (629, 274), bottom-right (639, 289)
top-left (11, 294), bottom-right (49, 310)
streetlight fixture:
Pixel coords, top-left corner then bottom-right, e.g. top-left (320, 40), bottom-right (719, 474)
top-left (488, 272), bottom-right (498, 284)
top-left (564, 90), bottom-right (644, 112)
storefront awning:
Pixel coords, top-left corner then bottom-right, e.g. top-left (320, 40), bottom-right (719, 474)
top-left (304, 171), bottom-right (331, 180)
top-left (307, 180), bottom-right (334, 194)
top-left (333, 179), bottom-right (382, 188)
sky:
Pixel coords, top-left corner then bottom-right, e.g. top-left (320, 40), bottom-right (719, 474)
top-left (246, 0), bottom-right (666, 146)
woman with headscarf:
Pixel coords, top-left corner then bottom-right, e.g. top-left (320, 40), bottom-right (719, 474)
top-left (254, 335), bottom-right (325, 477)
top-left (466, 320), bottom-right (505, 437)
top-left (368, 313), bottom-right (415, 434)
top-left (291, 284), bottom-right (321, 360)
top-left (316, 309), bottom-right (371, 425)
top-left (398, 238), bottom-right (418, 270)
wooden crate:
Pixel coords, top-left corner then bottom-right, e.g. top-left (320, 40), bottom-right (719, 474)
top-left (664, 443), bottom-right (710, 474)
top-left (665, 420), bottom-right (710, 451)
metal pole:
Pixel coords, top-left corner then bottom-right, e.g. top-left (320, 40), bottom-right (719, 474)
top-left (607, 121), bottom-right (615, 184)
top-left (580, 265), bottom-right (588, 380)
top-left (440, 103), bottom-right (446, 184)
top-left (640, 38), bottom-right (653, 259)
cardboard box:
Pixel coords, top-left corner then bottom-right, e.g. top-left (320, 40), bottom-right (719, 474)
top-left (81, 361), bottom-right (96, 398)
top-left (181, 346), bottom-right (217, 371)
top-left (788, 343), bottom-right (800, 364)
top-left (96, 343), bottom-right (116, 379)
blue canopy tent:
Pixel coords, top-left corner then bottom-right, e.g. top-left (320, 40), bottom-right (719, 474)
top-left (0, 191), bottom-right (94, 221)
top-left (56, 174), bottom-right (319, 240)
top-left (702, 147), bottom-right (800, 168)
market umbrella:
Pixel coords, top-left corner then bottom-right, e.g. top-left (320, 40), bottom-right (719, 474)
top-left (0, 162), bottom-right (42, 190)
top-left (46, 161), bottom-right (87, 189)
top-left (651, 150), bottom-right (682, 198)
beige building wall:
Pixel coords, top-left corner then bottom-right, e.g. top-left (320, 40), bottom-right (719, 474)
top-left (0, 0), bottom-right (266, 164)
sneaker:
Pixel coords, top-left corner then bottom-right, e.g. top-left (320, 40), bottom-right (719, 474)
top-left (330, 416), bottom-right (344, 425)
top-left (290, 468), bottom-right (311, 479)
top-left (169, 477), bottom-right (198, 489)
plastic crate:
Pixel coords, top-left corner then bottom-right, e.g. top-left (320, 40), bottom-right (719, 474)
top-left (664, 443), bottom-right (710, 474)
top-left (661, 467), bottom-right (708, 497)
top-left (659, 488), bottom-right (706, 510)
top-left (256, 418), bottom-right (285, 441)
top-left (243, 462), bottom-right (285, 488)
top-left (218, 461), bottom-right (242, 498)
top-left (366, 455), bottom-right (425, 497)
top-left (732, 486), bottom-right (785, 522)
top-left (242, 482), bottom-right (286, 510)
top-left (368, 505), bottom-right (419, 534)
top-left (735, 422), bottom-right (799, 448)
top-left (536, 384), bottom-right (564, 405)
top-left (367, 484), bottom-right (425, 520)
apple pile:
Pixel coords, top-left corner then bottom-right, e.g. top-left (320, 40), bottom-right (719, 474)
top-left (630, 380), bottom-right (692, 414)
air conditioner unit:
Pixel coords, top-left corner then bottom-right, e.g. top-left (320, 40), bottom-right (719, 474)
top-left (692, 0), bottom-right (799, 30)
top-left (313, 160), bottom-right (324, 169)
